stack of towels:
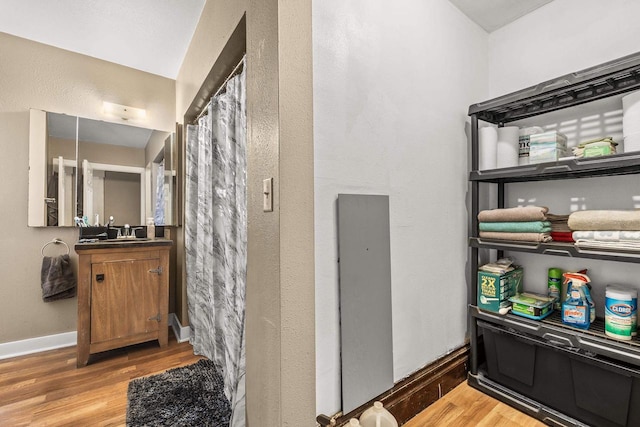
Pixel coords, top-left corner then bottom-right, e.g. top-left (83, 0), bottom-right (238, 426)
top-left (569, 210), bottom-right (640, 250)
top-left (478, 206), bottom-right (552, 243)
top-left (547, 213), bottom-right (573, 242)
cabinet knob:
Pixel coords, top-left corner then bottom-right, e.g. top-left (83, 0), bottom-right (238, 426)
top-left (96, 274), bottom-right (105, 282)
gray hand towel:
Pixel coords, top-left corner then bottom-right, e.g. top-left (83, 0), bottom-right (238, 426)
top-left (41, 254), bottom-right (76, 301)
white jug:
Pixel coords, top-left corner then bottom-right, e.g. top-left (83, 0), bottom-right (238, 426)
top-left (359, 401), bottom-right (398, 427)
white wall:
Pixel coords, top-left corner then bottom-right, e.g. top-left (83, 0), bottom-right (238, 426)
top-left (488, 0), bottom-right (640, 98)
top-left (313, 0), bottom-right (488, 415)
top-left (488, 1), bottom-right (640, 317)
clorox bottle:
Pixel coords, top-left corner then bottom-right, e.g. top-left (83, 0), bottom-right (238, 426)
top-left (561, 272), bottom-right (593, 329)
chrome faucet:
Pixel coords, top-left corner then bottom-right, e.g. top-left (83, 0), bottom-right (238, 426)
top-left (129, 227), bottom-right (143, 238)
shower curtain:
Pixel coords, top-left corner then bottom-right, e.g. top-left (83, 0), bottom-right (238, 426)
top-left (185, 60), bottom-right (246, 427)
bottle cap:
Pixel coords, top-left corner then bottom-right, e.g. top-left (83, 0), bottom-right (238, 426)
top-left (548, 267), bottom-right (563, 278)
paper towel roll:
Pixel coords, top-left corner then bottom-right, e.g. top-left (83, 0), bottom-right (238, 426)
top-left (623, 90), bottom-right (640, 137)
top-left (497, 126), bottom-right (520, 168)
top-left (625, 132), bottom-right (640, 153)
top-left (479, 126), bottom-right (497, 170)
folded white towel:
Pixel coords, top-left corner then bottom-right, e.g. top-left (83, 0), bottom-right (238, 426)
top-left (572, 230), bottom-right (640, 242)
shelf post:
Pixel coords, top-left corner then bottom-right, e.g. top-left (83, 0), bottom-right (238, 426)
top-left (470, 114), bottom-right (480, 375)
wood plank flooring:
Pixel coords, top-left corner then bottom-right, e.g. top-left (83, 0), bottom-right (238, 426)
top-left (404, 381), bottom-right (545, 427)
top-left (0, 331), bottom-right (201, 426)
top-left (1, 333), bottom-right (543, 426)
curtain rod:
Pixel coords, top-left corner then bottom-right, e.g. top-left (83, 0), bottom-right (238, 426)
top-left (194, 55), bottom-right (246, 123)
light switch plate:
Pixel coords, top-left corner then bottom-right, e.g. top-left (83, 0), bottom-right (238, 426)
top-left (263, 178), bottom-right (273, 212)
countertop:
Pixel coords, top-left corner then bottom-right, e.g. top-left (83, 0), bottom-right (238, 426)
top-left (74, 238), bottom-right (173, 251)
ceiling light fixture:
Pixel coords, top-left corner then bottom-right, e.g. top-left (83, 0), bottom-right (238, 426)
top-left (103, 101), bottom-right (146, 121)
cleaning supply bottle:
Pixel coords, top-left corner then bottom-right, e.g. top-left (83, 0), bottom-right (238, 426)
top-left (359, 402), bottom-right (398, 427)
top-left (548, 267), bottom-right (563, 310)
top-left (146, 217), bottom-right (156, 240)
top-left (561, 272), bottom-right (593, 329)
top-left (605, 285), bottom-right (638, 341)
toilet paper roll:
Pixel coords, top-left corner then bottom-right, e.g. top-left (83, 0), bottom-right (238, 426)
top-left (496, 126), bottom-right (520, 168)
top-left (624, 132), bottom-right (640, 153)
top-left (623, 115), bottom-right (640, 136)
top-left (623, 90), bottom-right (640, 137)
top-left (479, 126), bottom-right (498, 170)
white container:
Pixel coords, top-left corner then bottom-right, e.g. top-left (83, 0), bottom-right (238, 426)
top-left (348, 419), bottom-right (362, 426)
top-left (496, 126), bottom-right (520, 168)
top-left (359, 402), bottom-right (398, 427)
top-left (605, 285), bottom-right (637, 341)
top-left (518, 126), bottom-right (544, 166)
top-left (146, 217), bottom-right (156, 240)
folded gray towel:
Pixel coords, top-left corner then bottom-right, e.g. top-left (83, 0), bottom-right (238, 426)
top-left (41, 254), bottom-right (76, 302)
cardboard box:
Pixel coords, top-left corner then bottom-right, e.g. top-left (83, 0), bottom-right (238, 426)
top-left (529, 144), bottom-right (567, 163)
top-left (529, 131), bottom-right (568, 146)
top-left (478, 267), bottom-right (523, 313)
top-left (510, 292), bottom-right (554, 320)
top-left (529, 131), bottom-right (568, 164)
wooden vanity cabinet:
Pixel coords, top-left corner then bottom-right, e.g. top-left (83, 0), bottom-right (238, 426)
top-left (75, 240), bottom-right (172, 367)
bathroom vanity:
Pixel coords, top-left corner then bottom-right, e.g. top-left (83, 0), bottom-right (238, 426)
top-left (75, 239), bottom-right (172, 367)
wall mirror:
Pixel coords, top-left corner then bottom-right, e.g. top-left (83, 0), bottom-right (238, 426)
top-left (28, 110), bottom-right (179, 227)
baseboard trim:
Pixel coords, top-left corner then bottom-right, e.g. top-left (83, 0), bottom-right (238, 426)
top-left (169, 313), bottom-right (191, 343)
top-left (0, 313), bottom-right (190, 360)
top-left (0, 331), bottom-right (77, 360)
top-left (317, 343), bottom-right (470, 426)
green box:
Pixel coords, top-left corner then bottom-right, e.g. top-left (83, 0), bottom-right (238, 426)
top-left (583, 143), bottom-right (614, 157)
top-left (477, 267), bottom-right (523, 313)
top-left (510, 292), bottom-right (554, 320)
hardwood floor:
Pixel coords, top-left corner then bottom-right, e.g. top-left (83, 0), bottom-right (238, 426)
top-left (1, 335), bottom-right (542, 427)
top-left (0, 331), bottom-right (201, 426)
top-left (404, 381), bottom-right (545, 427)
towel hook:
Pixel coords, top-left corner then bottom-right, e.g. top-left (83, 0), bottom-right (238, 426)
top-left (41, 238), bottom-right (70, 257)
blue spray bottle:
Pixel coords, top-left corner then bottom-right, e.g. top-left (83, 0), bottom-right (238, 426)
top-left (561, 272), bottom-right (594, 329)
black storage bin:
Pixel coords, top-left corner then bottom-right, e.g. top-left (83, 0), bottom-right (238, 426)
top-left (480, 320), bottom-right (640, 427)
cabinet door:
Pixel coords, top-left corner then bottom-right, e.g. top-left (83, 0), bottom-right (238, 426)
top-left (91, 258), bottom-right (161, 344)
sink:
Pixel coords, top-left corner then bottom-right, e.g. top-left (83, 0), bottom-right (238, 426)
top-left (105, 238), bottom-right (151, 242)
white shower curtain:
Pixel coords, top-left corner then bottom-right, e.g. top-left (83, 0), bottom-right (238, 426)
top-left (185, 59), bottom-right (246, 427)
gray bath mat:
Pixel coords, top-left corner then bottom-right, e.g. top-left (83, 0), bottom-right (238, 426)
top-left (126, 359), bottom-right (231, 426)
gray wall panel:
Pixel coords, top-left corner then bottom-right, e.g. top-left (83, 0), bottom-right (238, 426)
top-left (338, 194), bottom-right (393, 413)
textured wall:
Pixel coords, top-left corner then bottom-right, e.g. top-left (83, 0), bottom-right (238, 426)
top-left (0, 31), bottom-right (174, 344)
top-left (312, 0), bottom-right (489, 415)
